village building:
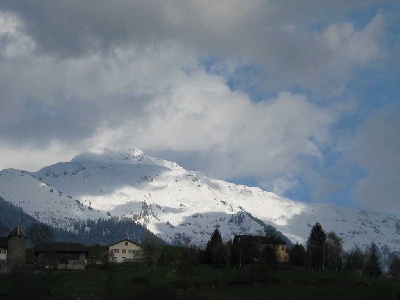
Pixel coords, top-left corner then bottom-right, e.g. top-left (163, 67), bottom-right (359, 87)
top-left (0, 226), bottom-right (27, 266)
top-left (108, 238), bottom-right (142, 263)
top-left (233, 234), bottom-right (289, 263)
top-left (0, 237), bottom-right (7, 264)
top-left (33, 241), bottom-right (88, 269)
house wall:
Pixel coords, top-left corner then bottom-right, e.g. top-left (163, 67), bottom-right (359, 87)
top-left (109, 241), bottom-right (142, 263)
top-left (260, 243), bottom-right (289, 263)
top-left (0, 248), bottom-right (7, 264)
top-left (275, 245), bottom-right (289, 262)
top-left (7, 236), bottom-right (26, 266)
top-left (37, 252), bottom-right (86, 266)
top-left (78, 253), bottom-right (86, 263)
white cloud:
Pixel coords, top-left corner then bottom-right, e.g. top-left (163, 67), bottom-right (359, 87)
top-left (321, 13), bottom-right (383, 65)
top-left (0, 141), bottom-right (79, 172)
top-left (351, 105), bottom-right (400, 213)
top-left (0, 2), bottom-right (387, 93)
top-left (91, 70), bottom-right (338, 183)
top-left (269, 178), bottom-right (299, 196)
top-left (0, 2), bottom-right (397, 211)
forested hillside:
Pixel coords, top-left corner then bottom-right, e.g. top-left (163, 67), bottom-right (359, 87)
top-left (0, 196), bottom-right (158, 245)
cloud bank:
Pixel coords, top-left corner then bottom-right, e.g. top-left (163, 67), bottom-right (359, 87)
top-left (0, 1), bottom-right (399, 214)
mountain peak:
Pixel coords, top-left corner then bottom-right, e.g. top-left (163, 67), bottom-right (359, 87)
top-left (71, 147), bottom-right (184, 171)
top-left (2, 147), bottom-right (400, 259)
top-left (128, 147), bottom-right (144, 157)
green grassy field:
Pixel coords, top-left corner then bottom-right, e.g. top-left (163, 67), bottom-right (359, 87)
top-left (1, 263), bottom-right (400, 299)
top-left (1, 246), bottom-right (399, 299)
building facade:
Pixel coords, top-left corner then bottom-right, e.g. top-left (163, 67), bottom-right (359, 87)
top-left (33, 241), bottom-right (88, 269)
top-left (108, 238), bottom-right (142, 263)
top-left (233, 234), bottom-right (289, 263)
top-left (0, 237), bottom-right (7, 264)
top-left (0, 226), bottom-right (27, 266)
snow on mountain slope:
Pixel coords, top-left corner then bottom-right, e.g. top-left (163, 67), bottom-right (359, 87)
top-left (72, 147), bottom-right (183, 171)
top-left (0, 169), bottom-right (103, 228)
top-left (1, 148), bottom-right (400, 252)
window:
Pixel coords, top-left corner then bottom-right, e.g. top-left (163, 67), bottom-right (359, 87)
top-left (113, 249), bottom-right (119, 253)
top-left (125, 241), bottom-right (128, 246)
top-left (122, 249), bottom-right (126, 254)
top-left (128, 249), bottom-right (133, 253)
top-left (281, 246), bottom-right (285, 251)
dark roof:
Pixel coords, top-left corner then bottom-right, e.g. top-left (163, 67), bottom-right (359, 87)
top-left (0, 237), bottom-right (7, 249)
top-left (109, 238), bottom-right (141, 247)
top-left (233, 235), bottom-right (287, 245)
top-left (33, 241), bottom-right (88, 253)
top-left (7, 226), bottom-right (26, 238)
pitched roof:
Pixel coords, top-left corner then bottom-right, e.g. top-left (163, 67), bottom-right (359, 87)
top-left (0, 237), bottom-right (7, 249)
top-left (7, 226), bottom-right (26, 238)
top-left (108, 238), bottom-right (141, 247)
top-left (33, 241), bottom-right (88, 253)
top-left (233, 235), bottom-right (287, 245)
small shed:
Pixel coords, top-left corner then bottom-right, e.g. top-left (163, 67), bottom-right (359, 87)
top-left (33, 241), bottom-right (88, 269)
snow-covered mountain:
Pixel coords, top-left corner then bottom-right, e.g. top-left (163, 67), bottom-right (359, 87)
top-left (1, 147), bottom-right (399, 253)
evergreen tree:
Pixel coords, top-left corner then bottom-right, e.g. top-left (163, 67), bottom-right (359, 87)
top-left (0, 221), bottom-right (9, 236)
top-left (289, 243), bottom-right (307, 266)
top-left (205, 228), bottom-right (229, 267)
top-left (307, 222), bottom-right (326, 269)
top-left (260, 245), bottom-right (278, 271)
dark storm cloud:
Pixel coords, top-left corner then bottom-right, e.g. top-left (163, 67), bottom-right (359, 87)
top-left (0, 0), bottom-right (384, 91)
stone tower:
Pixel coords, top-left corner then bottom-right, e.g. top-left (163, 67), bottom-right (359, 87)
top-left (7, 226), bottom-right (26, 266)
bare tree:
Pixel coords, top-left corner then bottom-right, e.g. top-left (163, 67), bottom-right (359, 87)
top-left (389, 254), bottom-right (400, 277)
top-left (141, 233), bottom-right (162, 282)
top-left (325, 232), bottom-right (343, 270)
top-left (176, 237), bottom-right (199, 285)
top-left (344, 245), bottom-right (366, 274)
top-left (364, 242), bottom-right (381, 278)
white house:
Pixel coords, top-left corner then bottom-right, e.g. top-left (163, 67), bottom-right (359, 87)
top-left (108, 238), bottom-right (142, 263)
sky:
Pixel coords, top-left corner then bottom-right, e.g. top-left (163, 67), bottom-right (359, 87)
top-left (0, 1), bottom-right (399, 215)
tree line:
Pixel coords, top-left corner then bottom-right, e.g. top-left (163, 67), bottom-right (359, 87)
top-left (281, 222), bottom-right (400, 278)
top-left (197, 223), bottom-right (400, 278)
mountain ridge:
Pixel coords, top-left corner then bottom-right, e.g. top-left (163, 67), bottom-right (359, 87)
top-left (1, 148), bottom-right (399, 255)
